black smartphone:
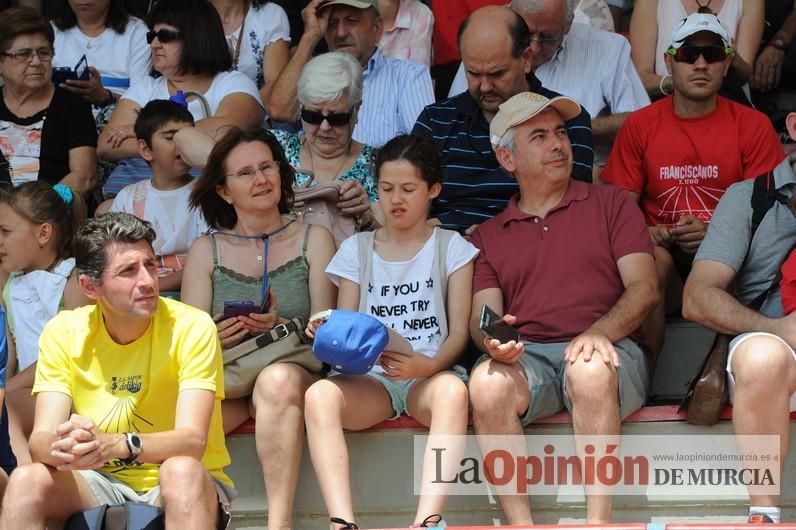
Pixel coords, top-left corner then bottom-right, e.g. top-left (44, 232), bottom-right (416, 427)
top-left (479, 304), bottom-right (520, 344)
top-left (51, 54), bottom-right (89, 84)
top-left (222, 300), bottom-right (257, 320)
top-left (51, 66), bottom-right (76, 85)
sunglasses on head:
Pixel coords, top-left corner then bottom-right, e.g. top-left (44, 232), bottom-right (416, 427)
top-left (668, 45), bottom-right (730, 64)
top-left (300, 108), bottom-right (353, 127)
top-left (146, 28), bottom-right (182, 45)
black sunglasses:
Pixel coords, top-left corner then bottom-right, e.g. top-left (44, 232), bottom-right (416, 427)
top-left (146, 29), bottom-right (182, 45)
top-left (669, 45), bottom-right (729, 64)
top-left (300, 108), bottom-right (353, 127)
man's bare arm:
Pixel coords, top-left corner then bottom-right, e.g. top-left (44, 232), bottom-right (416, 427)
top-left (131, 389), bottom-right (215, 462)
top-left (29, 392), bottom-right (73, 466)
top-left (52, 389), bottom-right (217, 471)
top-left (683, 259), bottom-right (796, 345)
top-left (592, 112), bottom-right (630, 143)
top-left (266, 0), bottom-right (328, 121)
top-left (589, 252), bottom-right (659, 342)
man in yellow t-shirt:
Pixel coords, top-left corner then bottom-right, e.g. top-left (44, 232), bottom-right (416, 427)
top-left (0, 212), bottom-right (235, 529)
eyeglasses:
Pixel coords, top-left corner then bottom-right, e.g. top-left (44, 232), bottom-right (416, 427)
top-left (528, 32), bottom-right (563, 49)
top-left (1, 47), bottom-right (54, 62)
top-left (300, 108), bottom-right (353, 127)
top-left (146, 29), bottom-right (182, 45)
top-left (226, 161), bottom-right (281, 181)
top-left (668, 45), bottom-right (731, 64)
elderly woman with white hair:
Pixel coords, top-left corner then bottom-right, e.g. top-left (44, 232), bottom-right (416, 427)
top-left (272, 51), bottom-right (377, 232)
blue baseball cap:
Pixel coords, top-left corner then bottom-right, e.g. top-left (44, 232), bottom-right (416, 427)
top-left (313, 310), bottom-right (388, 374)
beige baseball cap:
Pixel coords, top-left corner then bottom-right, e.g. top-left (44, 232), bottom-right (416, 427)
top-left (319, 0), bottom-right (380, 13)
top-left (489, 92), bottom-right (581, 149)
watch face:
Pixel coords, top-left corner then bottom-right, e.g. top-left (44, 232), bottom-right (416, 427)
top-left (130, 433), bottom-right (142, 452)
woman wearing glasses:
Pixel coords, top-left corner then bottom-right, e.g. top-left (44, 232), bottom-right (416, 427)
top-left (272, 52), bottom-right (378, 236)
top-left (97, 0), bottom-right (264, 195)
top-left (182, 127), bottom-right (337, 530)
top-left (0, 7), bottom-right (97, 191)
top-left (49, 0), bottom-right (150, 111)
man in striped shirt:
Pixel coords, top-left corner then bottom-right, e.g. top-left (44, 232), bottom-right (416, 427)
top-left (412, 5), bottom-right (593, 232)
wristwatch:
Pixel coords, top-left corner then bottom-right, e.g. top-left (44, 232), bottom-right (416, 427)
top-left (121, 432), bottom-right (142, 465)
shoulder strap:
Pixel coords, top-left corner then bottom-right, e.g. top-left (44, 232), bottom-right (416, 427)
top-left (301, 224), bottom-right (312, 255)
top-left (2, 277), bottom-right (14, 341)
top-left (750, 171), bottom-right (775, 241)
top-left (433, 228), bottom-right (455, 342)
top-left (131, 182), bottom-right (148, 220)
top-left (356, 231), bottom-right (376, 312)
top-left (746, 170), bottom-right (791, 311)
top-left (208, 233), bottom-right (221, 267)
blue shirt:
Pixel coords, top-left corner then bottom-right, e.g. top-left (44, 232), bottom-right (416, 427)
top-left (412, 74), bottom-right (594, 229)
top-left (354, 48), bottom-right (435, 148)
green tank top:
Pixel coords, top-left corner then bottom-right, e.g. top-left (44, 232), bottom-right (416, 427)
top-left (209, 226), bottom-right (312, 320)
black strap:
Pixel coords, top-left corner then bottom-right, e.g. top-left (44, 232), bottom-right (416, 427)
top-left (746, 170), bottom-right (792, 310)
top-left (253, 317), bottom-right (305, 348)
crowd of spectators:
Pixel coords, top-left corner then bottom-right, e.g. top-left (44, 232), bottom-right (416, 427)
top-left (0, 0), bottom-right (794, 528)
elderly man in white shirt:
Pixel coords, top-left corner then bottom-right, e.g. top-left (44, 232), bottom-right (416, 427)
top-left (449, 0), bottom-right (649, 162)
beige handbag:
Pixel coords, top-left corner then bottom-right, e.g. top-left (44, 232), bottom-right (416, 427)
top-left (292, 177), bottom-right (356, 246)
top-left (222, 318), bottom-right (322, 399)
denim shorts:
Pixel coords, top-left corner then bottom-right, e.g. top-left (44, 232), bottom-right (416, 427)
top-left (476, 338), bottom-right (649, 425)
top-left (366, 366), bottom-right (469, 419)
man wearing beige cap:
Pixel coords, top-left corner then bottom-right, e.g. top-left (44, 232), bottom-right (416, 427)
top-left (267, 0), bottom-right (433, 147)
top-left (467, 92), bottom-right (658, 524)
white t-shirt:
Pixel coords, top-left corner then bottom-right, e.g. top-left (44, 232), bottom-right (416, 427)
top-left (227, 2), bottom-right (290, 88)
top-left (109, 180), bottom-right (208, 257)
top-left (121, 70), bottom-right (263, 120)
top-left (326, 229), bottom-right (478, 367)
top-left (52, 17), bottom-right (151, 95)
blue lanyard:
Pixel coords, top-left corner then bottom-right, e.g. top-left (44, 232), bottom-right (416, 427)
top-left (212, 219), bottom-right (295, 306)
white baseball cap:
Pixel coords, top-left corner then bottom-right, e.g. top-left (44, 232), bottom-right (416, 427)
top-left (669, 13), bottom-right (731, 50)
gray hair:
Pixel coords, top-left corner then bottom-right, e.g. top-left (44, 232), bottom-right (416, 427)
top-left (496, 128), bottom-right (517, 154)
top-left (297, 51), bottom-right (363, 109)
top-left (510, 0), bottom-right (577, 26)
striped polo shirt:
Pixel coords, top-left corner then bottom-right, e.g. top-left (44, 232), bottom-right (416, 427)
top-left (412, 75), bottom-right (593, 229)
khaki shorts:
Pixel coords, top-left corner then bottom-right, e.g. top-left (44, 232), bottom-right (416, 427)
top-left (78, 470), bottom-right (237, 529)
top-left (476, 338), bottom-right (649, 425)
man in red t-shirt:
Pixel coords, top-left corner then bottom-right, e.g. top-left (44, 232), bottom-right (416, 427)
top-left (601, 13), bottom-right (785, 356)
top-left (468, 91), bottom-right (657, 524)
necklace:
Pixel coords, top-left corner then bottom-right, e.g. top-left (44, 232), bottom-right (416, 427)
top-left (229, 1), bottom-right (249, 70)
top-left (303, 137), bottom-right (352, 184)
top-left (695, 0), bottom-right (714, 14)
top-left (215, 218), bottom-right (296, 262)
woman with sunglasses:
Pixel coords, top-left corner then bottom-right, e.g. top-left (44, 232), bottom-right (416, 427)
top-left (0, 7), bottom-right (97, 191)
top-left (49, 0), bottom-right (150, 111)
top-left (182, 127), bottom-right (337, 530)
top-left (630, 0), bottom-right (763, 103)
top-left (272, 51), bottom-right (378, 235)
top-left (97, 0), bottom-right (264, 186)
